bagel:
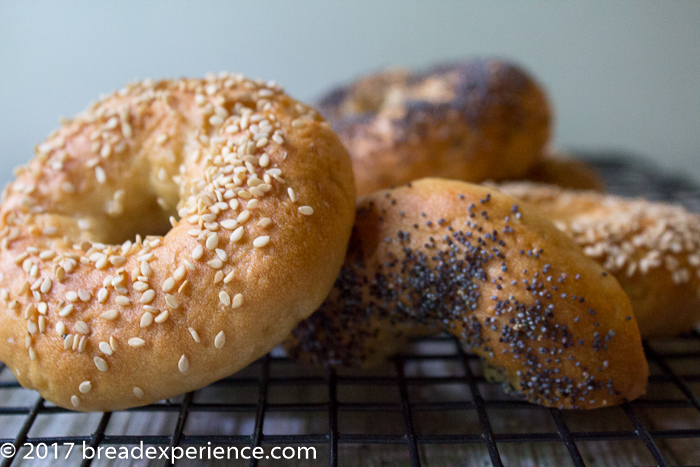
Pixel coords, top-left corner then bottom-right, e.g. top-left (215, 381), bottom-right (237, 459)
top-left (287, 179), bottom-right (648, 409)
top-left (522, 153), bottom-right (605, 192)
top-left (317, 59), bottom-right (551, 196)
top-left (0, 73), bottom-right (356, 412)
top-left (495, 182), bottom-right (700, 338)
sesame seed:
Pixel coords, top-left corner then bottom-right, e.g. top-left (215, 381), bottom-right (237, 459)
top-left (206, 233), bottom-right (219, 250)
top-left (101, 309), bottom-right (119, 320)
top-left (220, 219), bottom-right (238, 230)
top-left (59, 304), bottom-right (74, 317)
top-left (140, 260), bottom-right (152, 277)
top-left (214, 271), bottom-right (224, 283)
top-left (98, 288), bottom-right (109, 303)
top-left (253, 236), bottom-right (270, 248)
top-left (230, 226), bottom-right (244, 242)
top-left (71, 395), bottom-right (80, 407)
top-left (40, 278), bottom-right (52, 293)
top-left (105, 116), bottom-right (119, 130)
top-left (237, 210), bottom-right (251, 223)
top-left (154, 309), bottom-right (169, 323)
top-left (232, 293), bottom-right (243, 308)
top-left (79, 381), bottom-right (92, 394)
top-left (55, 266), bottom-right (65, 282)
top-left (140, 289), bottom-right (156, 304)
top-left (287, 187), bottom-right (296, 202)
top-left (173, 266), bottom-right (186, 281)
top-left (140, 312), bottom-right (154, 328)
top-left (55, 321), bottom-right (66, 336)
top-left (208, 258), bottom-right (223, 269)
top-left (214, 331), bottom-right (226, 349)
top-left (65, 291), bottom-right (79, 302)
top-left (115, 296), bottom-right (131, 306)
top-left (99, 341), bottom-right (113, 355)
top-left (188, 327), bottom-right (200, 343)
top-left (110, 255), bottom-right (127, 266)
top-left (133, 387), bottom-right (144, 399)
top-left (133, 281), bottom-right (149, 292)
top-left (94, 356), bottom-right (108, 372)
top-left (14, 252), bottom-right (28, 264)
top-left (162, 277), bottom-right (176, 292)
top-left (298, 206), bottom-right (314, 215)
top-left (178, 354), bottom-right (189, 373)
top-left (215, 249), bottom-right (227, 261)
top-left (192, 244), bottom-right (204, 260)
top-left (64, 334), bottom-right (74, 350)
top-left (257, 218), bottom-right (272, 228)
top-left (95, 166), bottom-right (106, 184)
top-left (219, 291), bottom-right (231, 306)
top-left (39, 250), bottom-right (56, 260)
top-left (78, 289), bottom-right (91, 302)
top-left (165, 294), bottom-right (179, 309)
top-left (75, 321), bottom-right (89, 335)
top-left (224, 271), bottom-right (235, 284)
top-left (128, 337), bottom-right (146, 347)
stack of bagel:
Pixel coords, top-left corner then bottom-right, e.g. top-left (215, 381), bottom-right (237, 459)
top-left (0, 61), bottom-right (697, 412)
top-left (287, 58), bottom-right (700, 409)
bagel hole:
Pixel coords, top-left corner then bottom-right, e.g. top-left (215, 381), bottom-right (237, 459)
top-left (78, 192), bottom-right (179, 246)
top-left (102, 199), bottom-right (177, 245)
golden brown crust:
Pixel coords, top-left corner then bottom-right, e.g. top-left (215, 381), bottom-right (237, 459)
top-left (0, 74), bottom-right (356, 411)
top-left (521, 155), bottom-right (606, 192)
top-left (317, 59), bottom-right (551, 196)
top-left (495, 182), bottom-right (700, 338)
top-left (287, 179), bottom-right (648, 409)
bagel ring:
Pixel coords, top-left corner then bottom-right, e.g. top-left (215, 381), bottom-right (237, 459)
top-left (287, 179), bottom-right (648, 409)
top-left (495, 182), bottom-right (700, 338)
top-left (0, 73), bottom-right (356, 411)
top-left (317, 59), bottom-right (551, 196)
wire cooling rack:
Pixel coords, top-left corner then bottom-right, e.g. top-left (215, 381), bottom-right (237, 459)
top-left (0, 154), bottom-right (699, 466)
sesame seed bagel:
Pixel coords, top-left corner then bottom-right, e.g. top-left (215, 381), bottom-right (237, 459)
top-left (317, 59), bottom-right (551, 196)
top-left (286, 179), bottom-right (648, 409)
top-left (0, 73), bottom-right (355, 412)
top-left (495, 182), bottom-right (700, 338)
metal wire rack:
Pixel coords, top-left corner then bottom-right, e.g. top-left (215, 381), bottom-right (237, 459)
top-left (0, 154), bottom-right (699, 466)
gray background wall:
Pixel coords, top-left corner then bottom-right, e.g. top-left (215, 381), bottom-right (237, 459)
top-left (1, 1), bottom-right (698, 185)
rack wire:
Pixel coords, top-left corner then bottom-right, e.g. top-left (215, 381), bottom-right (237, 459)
top-left (0, 154), bottom-right (699, 466)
